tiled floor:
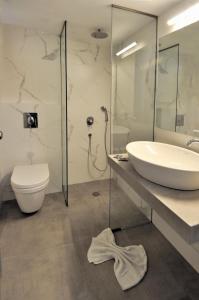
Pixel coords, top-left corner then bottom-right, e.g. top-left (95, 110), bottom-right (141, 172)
top-left (0, 180), bottom-right (199, 300)
top-left (109, 179), bottom-right (150, 229)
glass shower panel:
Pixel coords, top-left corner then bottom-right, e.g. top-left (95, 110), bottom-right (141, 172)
top-left (60, 22), bottom-right (68, 204)
top-left (156, 45), bottom-right (179, 131)
top-left (110, 6), bottom-right (157, 230)
top-left (66, 19), bottom-right (111, 235)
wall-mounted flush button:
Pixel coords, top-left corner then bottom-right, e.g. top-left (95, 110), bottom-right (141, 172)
top-left (23, 113), bottom-right (38, 128)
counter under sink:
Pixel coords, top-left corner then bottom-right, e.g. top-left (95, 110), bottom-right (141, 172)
top-left (108, 154), bottom-right (199, 244)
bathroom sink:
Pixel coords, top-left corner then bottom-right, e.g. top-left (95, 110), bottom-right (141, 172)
top-left (126, 141), bottom-right (199, 190)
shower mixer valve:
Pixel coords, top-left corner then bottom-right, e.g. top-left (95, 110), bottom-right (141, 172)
top-left (86, 116), bottom-right (94, 127)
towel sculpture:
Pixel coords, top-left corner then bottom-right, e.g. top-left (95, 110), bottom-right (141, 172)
top-left (87, 228), bottom-right (147, 291)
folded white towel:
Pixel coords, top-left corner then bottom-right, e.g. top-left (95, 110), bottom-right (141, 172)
top-left (87, 228), bottom-right (147, 290)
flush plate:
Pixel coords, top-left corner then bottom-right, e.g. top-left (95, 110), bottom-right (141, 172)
top-left (23, 113), bottom-right (38, 128)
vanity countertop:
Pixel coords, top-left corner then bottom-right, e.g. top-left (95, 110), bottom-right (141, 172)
top-left (108, 155), bottom-right (199, 244)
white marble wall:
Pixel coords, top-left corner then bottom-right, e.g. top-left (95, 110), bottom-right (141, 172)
top-left (67, 26), bottom-right (111, 185)
top-left (0, 24), bottom-right (62, 200)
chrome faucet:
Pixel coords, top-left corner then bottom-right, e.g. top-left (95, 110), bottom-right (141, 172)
top-left (186, 138), bottom-right (199, 146)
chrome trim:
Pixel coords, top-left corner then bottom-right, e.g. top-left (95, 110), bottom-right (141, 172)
top-left (111, 4), bottom-right (158, 19)
top-left (186, 139), bottom-right (199, 146)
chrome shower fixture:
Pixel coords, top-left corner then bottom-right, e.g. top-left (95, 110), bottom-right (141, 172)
top-left (101, 106), bottom-right (108, 122)
top-left (91, 29), bottom-right (108, 39)
top-left (87, 116), bottom-right (94, 127)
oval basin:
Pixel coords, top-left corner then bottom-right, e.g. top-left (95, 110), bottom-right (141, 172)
top-left (126, 141), bottom-right (199, 190)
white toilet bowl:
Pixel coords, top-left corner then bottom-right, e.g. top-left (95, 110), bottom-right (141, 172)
top-left (11, 164), bottom-right (49, 213)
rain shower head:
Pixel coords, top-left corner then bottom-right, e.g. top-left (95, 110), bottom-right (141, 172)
top-left (91, 29), bottom-right (108, 39)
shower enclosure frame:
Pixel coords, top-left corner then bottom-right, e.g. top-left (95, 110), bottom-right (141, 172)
top-left (109, 5), bottom-right (158, 230)
top-left (158, 43), bottom-right (180, 132)
top-left (60, 6), bottom-right (158, 216)
top-left (60, 21), bottom-right (68, 206)
top-left (111, 4), bottom-right (158, 143)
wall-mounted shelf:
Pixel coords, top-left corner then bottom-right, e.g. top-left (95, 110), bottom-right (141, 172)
top-left (108, 155), bottom-right (199, 244)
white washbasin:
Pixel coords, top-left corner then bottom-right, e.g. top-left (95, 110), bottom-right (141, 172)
top-left (126, 141), bottom-right (199, 190)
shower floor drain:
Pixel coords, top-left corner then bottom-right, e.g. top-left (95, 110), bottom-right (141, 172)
top-left (92, 191), bottom-right (100, 197)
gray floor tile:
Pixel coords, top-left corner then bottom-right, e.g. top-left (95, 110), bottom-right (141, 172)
top-left (0, 180), bottom-right (199, 300)
top-left (1, 245), bottom-right (74, 300)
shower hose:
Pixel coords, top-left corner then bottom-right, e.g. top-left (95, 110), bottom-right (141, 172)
top-left (87, 120), bottom-right (108, 178)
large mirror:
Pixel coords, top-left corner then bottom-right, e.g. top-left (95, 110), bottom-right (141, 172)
top-left (156, 21), bottom-right (199, 136)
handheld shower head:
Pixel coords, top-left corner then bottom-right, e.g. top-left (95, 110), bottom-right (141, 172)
top-left (101, 106), bottom-right (108, 122)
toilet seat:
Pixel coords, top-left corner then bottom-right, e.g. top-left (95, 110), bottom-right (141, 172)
top-left (11, 164), bottom-right (49, 190)
top-left (12, 178), bottom-right (49, 193)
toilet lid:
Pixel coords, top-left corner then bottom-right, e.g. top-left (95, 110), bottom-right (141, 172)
top-left (11, 164), bottom-right (49, 189)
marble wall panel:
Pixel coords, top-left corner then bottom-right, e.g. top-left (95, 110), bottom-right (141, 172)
top-left (67, 27), bottom-right (111, 185)
top-left (0, 24), bottom-right (62, 200)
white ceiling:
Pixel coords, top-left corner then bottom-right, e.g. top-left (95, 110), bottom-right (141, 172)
top-left (0, 0), bottom-right (182, 34)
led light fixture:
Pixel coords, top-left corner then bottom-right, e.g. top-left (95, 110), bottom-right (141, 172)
top-left (116, 42), bottom-right (137, 56)
top-left (167, 3), bottom-right (199, 28)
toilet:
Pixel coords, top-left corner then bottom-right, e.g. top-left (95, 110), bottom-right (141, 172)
top-left (11, 164), bottom-right (49, 213)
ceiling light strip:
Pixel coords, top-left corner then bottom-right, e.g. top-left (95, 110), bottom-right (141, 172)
top-left (116, 42), bottom-right (137, 56)
top-left (167, 3), bottom-right (199, 26)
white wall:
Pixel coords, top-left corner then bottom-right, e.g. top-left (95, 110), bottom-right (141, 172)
top-left (154, 0), bottom-right (199, 272)
top-left (0, 24), bottom-right (62, 201)
top-left (156, 0), bottom-right (199, 147)
top-left (67, 25), bottom-right (111, 185)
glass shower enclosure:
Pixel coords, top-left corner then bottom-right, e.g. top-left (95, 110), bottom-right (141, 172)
top-left (60, 21), bottom-right (68, 205)
top-left (60, 6), bottom-right (158, 231)
top-left (110, 5), bottom-right (157, 230)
